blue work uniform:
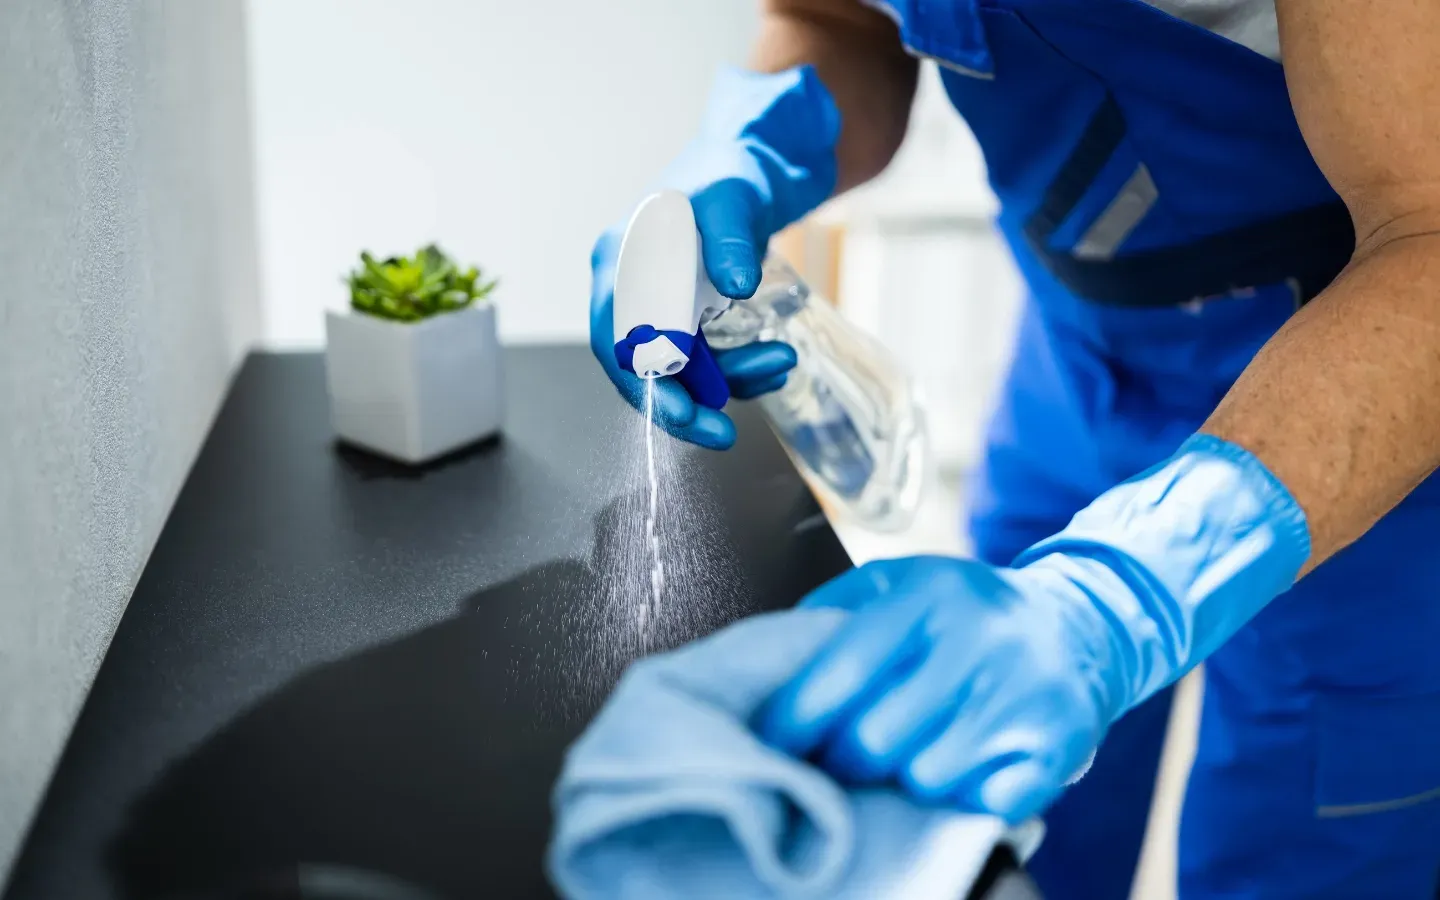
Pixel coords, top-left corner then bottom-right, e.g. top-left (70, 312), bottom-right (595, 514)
top-left (862, 0), bottom-right (1440, 897)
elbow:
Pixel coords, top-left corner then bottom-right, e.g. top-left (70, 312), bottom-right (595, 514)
top-left (1342, 186), bottom-right (1440, 263)
top-left (834, 58), bottom-right (919, 191)
top-left (837, 111), bottom-right (913, 190)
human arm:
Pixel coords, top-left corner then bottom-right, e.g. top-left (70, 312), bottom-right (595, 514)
top-left (753, 0), bottom-right (920, 192)
top-left (589, 1), bottom-right (918, 449)
top-left (757, 1), bottom-right (1440, 824)
top-left (1202, 0), bottom-right (1440, 573)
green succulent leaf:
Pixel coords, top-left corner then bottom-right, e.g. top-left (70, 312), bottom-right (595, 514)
top-left (345, 244), bottom-right (498, 322)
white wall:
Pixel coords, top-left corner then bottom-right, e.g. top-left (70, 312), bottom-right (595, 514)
top-left (248, 0), bottom-right (760, 348)
top-left (0, 0), bottom-right (260, 879)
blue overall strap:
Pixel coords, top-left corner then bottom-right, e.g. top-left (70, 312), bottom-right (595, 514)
top-left (1019, 96), bottom-right (1354, 308)
top-left (929, 0), bottom-right (1355, 311)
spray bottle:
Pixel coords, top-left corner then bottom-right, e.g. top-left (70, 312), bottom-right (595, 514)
top-left (613, 191), bottom-right (927, 532)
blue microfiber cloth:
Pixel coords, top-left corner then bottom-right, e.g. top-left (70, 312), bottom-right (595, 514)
top-left (547, 609), bottom-right (1043, 899)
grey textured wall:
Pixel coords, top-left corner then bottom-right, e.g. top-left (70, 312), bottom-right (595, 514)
top-left (0, 0), bottom-right (260, 878)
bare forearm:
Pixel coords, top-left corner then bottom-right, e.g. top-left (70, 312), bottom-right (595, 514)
top-left (1204, 230), bottom-right (1440, 573)
top-left (1203, 0), bottom-right (1440, 575)
top-left (754, 1), bottom-right (918, 192)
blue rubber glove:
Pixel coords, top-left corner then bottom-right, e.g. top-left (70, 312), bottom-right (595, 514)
top-left (590, 65), bottom-right (840, 450)
top-left (758, 434), bottom-right (1310, 824)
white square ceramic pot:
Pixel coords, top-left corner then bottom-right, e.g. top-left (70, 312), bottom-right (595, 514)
top-left (324, 303), bottom-right (503, 465)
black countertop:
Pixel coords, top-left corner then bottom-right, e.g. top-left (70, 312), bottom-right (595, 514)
top-left (5, 346), bottom-right (1036, 900)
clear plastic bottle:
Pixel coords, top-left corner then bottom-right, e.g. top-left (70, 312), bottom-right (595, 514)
top-left (702, 257), bottom-right (928, 532)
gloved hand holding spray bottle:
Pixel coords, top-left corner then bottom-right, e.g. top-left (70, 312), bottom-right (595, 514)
top-left (608, 189), bottom-right (927, 530)
top-left (590, 65), bottom-right (928, 530)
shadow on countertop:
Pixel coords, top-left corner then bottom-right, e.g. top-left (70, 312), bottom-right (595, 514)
top-left (103, 480), bottom-right (843, 900)
top-left (332, 436), bottom-right (504, 483)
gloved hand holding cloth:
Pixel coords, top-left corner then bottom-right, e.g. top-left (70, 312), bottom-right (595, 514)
top-left (760, 433), bottom-right (1310, 824)
top-left (548, 609), bottom-right (1043, 900)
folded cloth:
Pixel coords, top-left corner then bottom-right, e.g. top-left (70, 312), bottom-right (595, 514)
top-left (547, 609), bottom-right (1043, 899)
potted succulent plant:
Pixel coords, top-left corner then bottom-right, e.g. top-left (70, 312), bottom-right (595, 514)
top-left (324, 244), bottom-right (503, 464)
